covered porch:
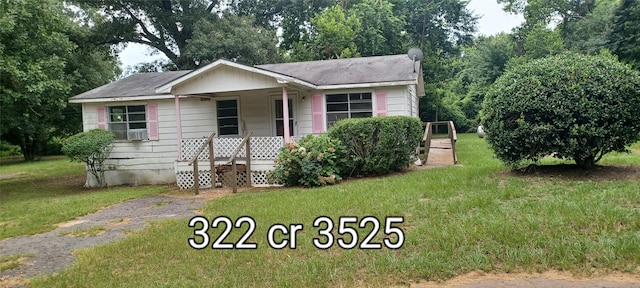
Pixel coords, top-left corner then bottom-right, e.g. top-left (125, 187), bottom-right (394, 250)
top-left (157, 60), bottom-right (316, 190)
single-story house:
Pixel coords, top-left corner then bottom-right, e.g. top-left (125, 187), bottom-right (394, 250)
top-left (70, 54), bottom-right (425, 188)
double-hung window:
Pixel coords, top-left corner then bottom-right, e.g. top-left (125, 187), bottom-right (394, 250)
top-left (108, 105), bottom-right (147, 140)
top-left (325, 92), bottom-right (373, 127)
top-left (217, 100), bottom-right (239, 136)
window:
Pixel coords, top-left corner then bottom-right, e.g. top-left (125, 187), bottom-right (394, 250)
top-left (217, 100), bottom-right (239, 136)
top-left (108, 105), bottom-right (146, 140)
top-left (326, 92), bottom-right (372, 127)
top-left (275, 99), bottom-right (294, 137)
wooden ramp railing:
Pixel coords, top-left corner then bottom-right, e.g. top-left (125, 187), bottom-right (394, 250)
top-left (421, 121), bottom-right (457, 165)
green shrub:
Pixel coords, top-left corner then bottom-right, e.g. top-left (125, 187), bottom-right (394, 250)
top-left (0, 140), bottom-right (22, 157)
top-left (482, 52), bottom-right (640, 169)
top-left (62, 129), bottom-right (115, 187)
top-left (42, 137), bottom-right (64, 156)
top-left (270, 135), bottom-right (348, 187)
top-left (327, 116), bottom-right (423, 176)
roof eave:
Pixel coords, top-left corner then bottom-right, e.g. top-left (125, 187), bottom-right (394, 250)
top-left (155, 59), bottom-right (317, 94)
top-left (316, 80), bottom-right (417, 91)
top-left (69, 94), bottom-right (176, 104)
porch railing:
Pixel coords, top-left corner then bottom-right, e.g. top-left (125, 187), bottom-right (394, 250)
top-left (187, 132), bottom-right (215, 195)
top-left (177, 134), bottom-right (309, 190)
top-left (225, 131), bottom-right (253, 194)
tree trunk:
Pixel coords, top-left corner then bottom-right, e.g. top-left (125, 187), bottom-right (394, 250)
top-left (21, 136), bottom-right (38, 161)
top-left (575, 155), bottom-right (596, 169)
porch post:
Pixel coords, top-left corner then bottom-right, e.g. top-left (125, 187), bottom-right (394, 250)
top-left (282, 86), bottom-right (290, 143)
top-left (175, 95), bottom-right (183, 160)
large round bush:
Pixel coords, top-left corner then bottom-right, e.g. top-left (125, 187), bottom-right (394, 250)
top-left (481, 53), bottom-right (640, 169)
top-left (327, 116), bottom-right (423, 176)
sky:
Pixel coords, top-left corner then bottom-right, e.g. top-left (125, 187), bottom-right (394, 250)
top-left (118, 0), bottom-right (524, 69)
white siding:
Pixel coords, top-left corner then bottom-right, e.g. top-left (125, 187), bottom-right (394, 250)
top-left (382, 86), bottom-right (409, 116)
top-left (173, 65), bottom-right (281, 95)
top-left (294, 86), bottom-right (415, 134)
top-left (179, 97), bottom-right (216, 139)
top-left (296, 91), bottom-right (314, 135)
top-left (80, 83), bottom-right (416, 187)
top-left (408, 85), bottom-right (419, 117)
top-left (82, 99), bottom-right (181, 186)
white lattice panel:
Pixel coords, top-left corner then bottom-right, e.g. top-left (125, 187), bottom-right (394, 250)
top-left (181, 136), bottom-right (288, 163)
top-left (181, 138), bottom-right (210, 161)
top-left (176, 170), bottom-right (213, 190)
top-left (250, 137), bottom-right (284, 160)
top-left (177, 170), bottom-right (284, 189)
top-left (252, 170), bottom-right (275, 186)
top-left (214, 137), bottom-right (245, 158)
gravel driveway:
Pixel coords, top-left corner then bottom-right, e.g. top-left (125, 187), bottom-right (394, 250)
top-left (0, 195), bottom-right (207, 282)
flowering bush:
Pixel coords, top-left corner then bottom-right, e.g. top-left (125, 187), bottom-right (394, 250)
top-left (270, 135), bottom-right (348, 187)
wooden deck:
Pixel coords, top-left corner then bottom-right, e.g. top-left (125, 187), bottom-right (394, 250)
top-left (420, 121), bottom-right (458, 167)
top-left (425, 139), bottom-right (456, 166)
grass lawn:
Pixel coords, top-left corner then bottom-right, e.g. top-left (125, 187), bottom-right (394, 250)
top-left (21, 136), bottom-right (640, 287)
top-left (0, 156), bottom-right (170, 240)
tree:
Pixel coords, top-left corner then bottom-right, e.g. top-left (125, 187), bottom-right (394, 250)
top-left (185, 14), bottom-right (281, 66)
top-left (62, 129), bottom-right (115, 187)
top-left (350, 0), bottom-right (408, 56)
top-left (1, 0), bottom-right (74, 161)
top-left (458, 34), bottom-right (517, 86)
top-left (522, 24), bottom-right (565, 59)
top-left (294, 4), bottom-right (362, 60)
top-left (564, 0), bottom-right (619, 54)
top-left (60, 8), bottom-right (121, 136)
top-left (227, 0), bottom-right (335, 51)
top-left (610, 0), bottom-right (640, 67)
top-left (72, 0), bottom-right (218, 69)
top-left (393, 0), bottom-right (478, 55)
top-left (482, 52), bottom-right (640, 169)
top-left (497, 0), bottom-right (596, 32)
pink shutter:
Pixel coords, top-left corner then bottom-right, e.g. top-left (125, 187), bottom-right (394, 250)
top-left (147, 104), bottom-right (159, 141)
top-left (376, 91), bottom-right (388, 116)
top-left (97, 106), bottom-right (107, 130)
top-left (311, 94), bottom-right (325, 134)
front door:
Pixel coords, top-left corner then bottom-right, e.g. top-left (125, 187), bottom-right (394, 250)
top-left (273, 98), bottom-right (295, 137)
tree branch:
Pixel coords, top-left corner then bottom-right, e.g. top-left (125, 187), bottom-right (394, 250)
top-left (121, 5), bottom-right (178, 61)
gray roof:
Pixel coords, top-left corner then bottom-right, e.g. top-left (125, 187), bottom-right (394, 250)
top-left (71, 55), bottom-right (422, 101)
top-left (70, 70), bottom-right (191, 100)
top-left (257, 54), bottom-right (419, 86)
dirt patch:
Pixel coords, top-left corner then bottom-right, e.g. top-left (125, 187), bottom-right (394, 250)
top-left (410, 270), bottom-right (640, 288)
top-left (509, 164), bottom-right (640, 182)
top-left (0, 221), bottom-right (18, 229)
top-left (56, 220), bottom-right (89, 228)
top-left (108, 217), bottom-right (131, 228)
top-left (0, 172), bottom-right (25, 181)
top-left (0, 276), bottom-right (30, 287)
top-left (47, 173), bottom-right (86, 188)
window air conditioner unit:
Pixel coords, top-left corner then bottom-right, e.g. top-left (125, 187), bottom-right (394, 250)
top-left (127, 129), bottom-right (148, 141)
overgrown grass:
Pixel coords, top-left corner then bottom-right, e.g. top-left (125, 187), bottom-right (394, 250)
top-left (0, 254), bottom-right (33, 272)
top-left (30, 135), bottom-right (640, 287)
top-left (0, 157), bottom-right (170, 240)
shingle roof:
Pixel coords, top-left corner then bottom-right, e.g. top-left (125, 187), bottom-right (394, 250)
top-left (70, 55), bottom-right (422, 101)
top-left (70, 70), bottom-right (191, 100)
top-left (257, 54), bottom-right (419, 86)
